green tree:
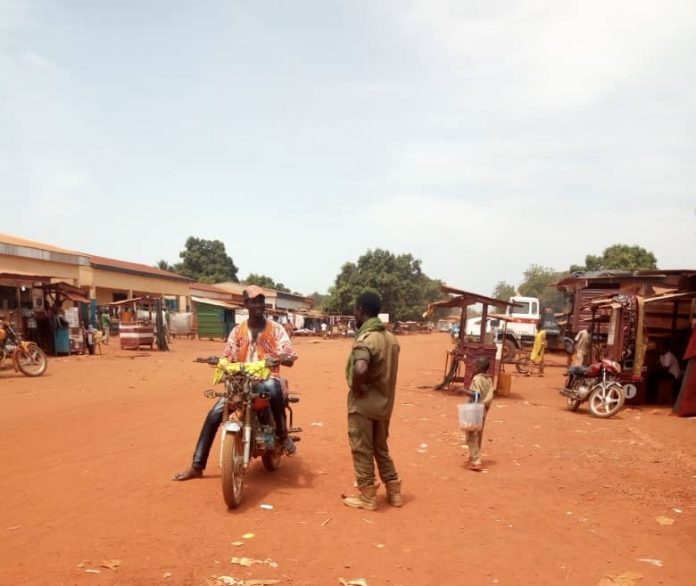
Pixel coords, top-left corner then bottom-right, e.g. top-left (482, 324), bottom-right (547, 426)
top-left (324, 249), bottom-right (443, 321)
top-left (491, 281), bottom-right (516, 312)
top-left (308, 291), bottom-right (329, 310)
top-left (570, 244), bottom-right (658, 272)
top-left (156, 260), bottom-right (174, 272)
top-left (244, 273), bottom-right (290, 293)
top-left (518, 264), bottom-right (566, 312)
top-left (176, 237), bottom-right (239, 284)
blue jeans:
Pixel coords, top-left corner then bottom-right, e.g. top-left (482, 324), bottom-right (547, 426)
top-left (191, 378), bottom-right (286, 470)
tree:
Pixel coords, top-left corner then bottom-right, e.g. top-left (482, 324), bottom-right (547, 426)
top-left (491, 281), bottom-right (516, 312)
top-left (176, 237), bottom-right (239, 284)
top-left (570, 244), bottom-right (657, 273)
top-left (244, 273), bottom-right (290, 293)
top-left (323, 249), bottom-right (443, 321)
top-left (156, 260), bottom-right (174, 272)
top-left (518, 264), bottom-right (566, 312)
top-left (308, 291), bottom-right (329, 309)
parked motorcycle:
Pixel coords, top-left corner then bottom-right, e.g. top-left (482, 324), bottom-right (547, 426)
top-left (559, 359), bottom-right (625, 418)
top-left (0, 316), bottom-right (48, 377)
top-left (199, 356), bottom-right (301, 509)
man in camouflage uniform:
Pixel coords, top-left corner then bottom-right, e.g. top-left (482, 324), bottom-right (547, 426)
top-left (342, 290), bottom-right (402, 511)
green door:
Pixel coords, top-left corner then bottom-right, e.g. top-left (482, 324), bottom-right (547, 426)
top-left (196, 303), bottom-right (225, 339)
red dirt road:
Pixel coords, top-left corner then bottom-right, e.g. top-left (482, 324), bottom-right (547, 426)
top-left (1, 334), bottom-right (695, 585)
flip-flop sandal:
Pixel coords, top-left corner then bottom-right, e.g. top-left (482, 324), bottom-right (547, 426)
top-left (172, 468), bottom-right (203, 481)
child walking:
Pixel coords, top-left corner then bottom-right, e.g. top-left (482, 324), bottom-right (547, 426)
top-left (462, 356), bottom-right (495, 470)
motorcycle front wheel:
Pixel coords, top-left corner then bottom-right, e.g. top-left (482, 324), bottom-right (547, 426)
top-left (566, 397), bottom-right (581, 411)
top-left (588, 383), bottom-right (625, 418)
top-left (221, 432), bottom-right (244, 509)
top-left (16, 345), bottom-right (47, 377)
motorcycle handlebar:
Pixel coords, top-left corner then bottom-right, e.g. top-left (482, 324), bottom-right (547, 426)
top-left (202, 387), bottom-right (270, 400)
top-left (194, 356), bottom-right (219, 365)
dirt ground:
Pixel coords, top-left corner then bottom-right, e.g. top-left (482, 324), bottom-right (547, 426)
top-left (1, 333), bottom-right (695, 586)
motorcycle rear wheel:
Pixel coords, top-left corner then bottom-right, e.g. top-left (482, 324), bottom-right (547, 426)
top-left (588, 383), bottom-right (625, 418)
top-left (221, 432), bottom-right (244, 509)
top-left (262, 450), bottom-right (282, 471)
top-left (16, 345), bottom-right (47, 377)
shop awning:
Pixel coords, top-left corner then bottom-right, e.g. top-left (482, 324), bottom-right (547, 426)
top-left (643, 291), bottom-right (696, 304)
top-left (63, 290), bottom-right (90, 304)
top-left (106, 296), bottom-right (162, 307)
top-left (39, 281), bottom-right (91, 304)
top-left (439, 285), bottom-right (515, 308)
top-left (0, 271), bottom-right (54, 283)
top-left (191, 295), bottom-right (241, 310)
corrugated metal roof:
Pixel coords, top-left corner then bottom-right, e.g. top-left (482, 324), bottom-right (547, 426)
top-left (191, 295), bottom-right (241, 310)
top-left (440, 284), bottom-right (513, 307)
top-left (0, 271), bottom-right (55, 281)
top-left (0, 232), bottom-right (83, 256)
top-left (89, 255), bottom-right (193, 281)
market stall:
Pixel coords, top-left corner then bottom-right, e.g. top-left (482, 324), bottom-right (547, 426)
top-left (427, 285), bottom-right (514, 391)
top-left (589, 289), bottom-right (696, 404)
top-left (107, 296), bottom-right (162, 350)
top-left (41, 282), bottom-right (91, 355)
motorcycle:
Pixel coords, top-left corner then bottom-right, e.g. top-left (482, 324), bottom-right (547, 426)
top-left (559, 359), bottom-right (626, 418)
top-left (0, 316), bottom-right (48, 377)
top-left (199, 356), bottom-right (301, 509)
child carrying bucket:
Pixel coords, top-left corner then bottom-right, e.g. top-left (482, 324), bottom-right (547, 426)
top-left (460, 356), bottom-right (494, 471)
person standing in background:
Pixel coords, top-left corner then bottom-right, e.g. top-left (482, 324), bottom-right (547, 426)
top-left (100, 309), bottom-right (111, 345)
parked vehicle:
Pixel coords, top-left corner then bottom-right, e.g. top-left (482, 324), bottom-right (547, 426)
top-left (0, 316), bottom-right (47, 377)
top-left (199, 357), bottom-right (301, 509)
top-left (464, 316), bottom-right (501, 339)
top-left (559, 359), bottom-right (626, 418)
top-left (497, 296), bottom-right (569, 361)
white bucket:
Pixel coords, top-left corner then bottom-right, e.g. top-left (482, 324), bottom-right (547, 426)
top-left (458, 403), bottom-right (484, 431)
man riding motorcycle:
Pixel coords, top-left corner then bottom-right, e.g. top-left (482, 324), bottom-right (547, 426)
top-left (173, 285), bottom-right (297, 481)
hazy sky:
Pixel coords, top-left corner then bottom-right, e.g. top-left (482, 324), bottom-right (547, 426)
top-left (2, 0), bottom-right (695, 295)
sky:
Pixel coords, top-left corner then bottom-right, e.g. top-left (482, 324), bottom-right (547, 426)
top-left (2, 0), bottom-right (695, 296)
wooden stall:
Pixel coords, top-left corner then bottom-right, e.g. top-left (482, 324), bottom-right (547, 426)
top-left (589, 289), bottom-right (696, 404)
top-left (428, 285), bottom-right (513, 391)
top-left (107, 296), bottom-right (161, 350)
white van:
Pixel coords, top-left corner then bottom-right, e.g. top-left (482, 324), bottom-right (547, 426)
top-left (465, 316), bottom-right (502, 338)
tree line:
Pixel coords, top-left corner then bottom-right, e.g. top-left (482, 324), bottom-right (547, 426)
top-left (157, 238), bottom-right (657, 321)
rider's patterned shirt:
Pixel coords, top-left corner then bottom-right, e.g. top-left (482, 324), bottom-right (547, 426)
top-left (223, 319), bottom-right (296, 378)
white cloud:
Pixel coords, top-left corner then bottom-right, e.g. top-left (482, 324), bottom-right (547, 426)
top-left (0, 0), bottom-right (32, 30)
top-left (397, 0), bottom-right (696, 112)
top-left (364, 192), bottom-right (695, 293)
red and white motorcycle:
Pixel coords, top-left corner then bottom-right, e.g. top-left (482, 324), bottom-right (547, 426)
top-left (560, 359), bottom-right (626, 418)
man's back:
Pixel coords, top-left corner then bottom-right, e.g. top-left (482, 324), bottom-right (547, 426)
top-left (349, 328), bottom-right (400, 420)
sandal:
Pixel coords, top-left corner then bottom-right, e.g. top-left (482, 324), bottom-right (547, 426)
top-left (172, 467), bottom-right (203, 481)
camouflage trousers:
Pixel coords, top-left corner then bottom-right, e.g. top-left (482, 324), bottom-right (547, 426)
top-left (347, 412), bottom-right (399, 488)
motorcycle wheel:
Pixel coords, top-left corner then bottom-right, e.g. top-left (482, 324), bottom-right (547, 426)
top-left (566, 397), bottom-right (581, 411)
top-left (221, 432), bottom-right (244, 509)
top-left (502, 339), bottom-right (517, 362)
top-left (516, 357), bottom-right (530, 374)
top-left (262, 450), bottom-right (282, 471)
top-left (16, 345), bottom-right (47, 377)
top-left (587, 383), bottom-right (625, 418)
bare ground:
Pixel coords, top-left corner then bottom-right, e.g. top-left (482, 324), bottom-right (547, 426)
top-left (1, 333), bottom-right (694, 585)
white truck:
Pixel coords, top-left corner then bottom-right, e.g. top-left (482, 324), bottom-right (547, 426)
top-left (497, 296), bottom-right (565, 360)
